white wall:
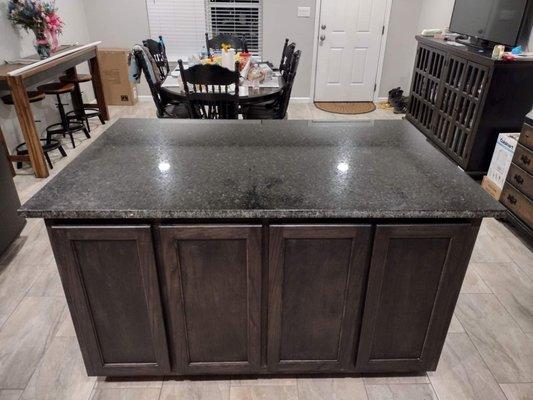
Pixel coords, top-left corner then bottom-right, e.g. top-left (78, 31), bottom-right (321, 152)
top-left (81, 0), bottom-right (316, 98)
top-left (262, 0), bottom-right (317, 98)
top-left (378, 0), bottom-right (455, 99)
top-left (0, 0), bottom-right (92, 154)
top-left (82, 0), bottom-right (150, 48)
top-left (378, 0), bottom-right (423, 98)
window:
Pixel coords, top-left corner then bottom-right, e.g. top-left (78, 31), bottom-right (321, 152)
top-left (146, 0), bottom-right (207, 61)
top-left (205, 0), bottom-right (263, 56)
top-left (146, 0), bottom-right (263, 61)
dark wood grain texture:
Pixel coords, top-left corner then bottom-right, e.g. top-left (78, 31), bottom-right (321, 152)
top-left (46, 225), bottom-right (170, 376)
top-left (356, 222), bottom-right (480, 373)
top-left (513, 144), bottom-right (533, 175)
top-left (44, 220), bottom-right (482, 377)
top-left (406, 36), bottom-right (533, 175)
top-left (268, 225), bottom-right (372, 373)
top-left (501, 183), bottom-right (533, 228)
top-left (157, 225), bottom-right (262, 374)
top-left (519, 123), bottom-right (533, 150)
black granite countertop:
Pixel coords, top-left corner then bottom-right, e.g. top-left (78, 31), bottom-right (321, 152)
top-left (20, 119), bottom-right (506, 219)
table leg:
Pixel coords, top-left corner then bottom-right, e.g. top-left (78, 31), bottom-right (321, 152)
top-left (7, 75), bottom-right (49, 178)
top-left (89, 53), bottom-right (110, 121)
top-left (66, 67), bottom-right (85, 119)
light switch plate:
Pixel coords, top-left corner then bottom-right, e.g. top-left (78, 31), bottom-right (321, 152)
top-left (297, 7), bottom-right (311, 18)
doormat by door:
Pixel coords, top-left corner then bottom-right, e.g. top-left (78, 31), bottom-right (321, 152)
top-left (314, 102), bottom-right (376, 115)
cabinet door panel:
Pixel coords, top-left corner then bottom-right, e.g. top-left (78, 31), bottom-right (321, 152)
top-left (47, 225), bottom-right (170, 376)
top-left (356, 223), bottom-right (479, 373)
top-left (158, 225), bottom-right (261, 374)
top-left (268, 225), bottom-right (372, 372)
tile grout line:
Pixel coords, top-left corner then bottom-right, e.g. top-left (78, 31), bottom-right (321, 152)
top-left (473, 261), bottom-right (533, 337)
top-left (456, 304), bottom-right (526, 392)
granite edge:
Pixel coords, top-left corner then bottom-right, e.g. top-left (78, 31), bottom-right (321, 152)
top-left (18, 208), bottom-right (508, 220)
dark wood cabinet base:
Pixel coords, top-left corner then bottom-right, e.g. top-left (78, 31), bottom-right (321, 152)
top-left (46, 219), bottom-right (480, 377)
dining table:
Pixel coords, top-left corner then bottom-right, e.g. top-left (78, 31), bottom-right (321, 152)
top-left (0, 42), bottom-right (109, 178)
top-left (161, 63), bottom-right (286, 105)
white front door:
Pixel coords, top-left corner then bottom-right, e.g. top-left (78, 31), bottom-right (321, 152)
top-left (314, 0), bottom-right (387, 102)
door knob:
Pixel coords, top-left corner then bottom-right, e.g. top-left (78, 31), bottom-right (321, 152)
top-left (321, 25), bottom-right (327, 30)
top-left (320, 35), bottom-right (326, 42)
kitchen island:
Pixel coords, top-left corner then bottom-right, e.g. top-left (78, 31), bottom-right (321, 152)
top-left (20, 119), bottom-right (505, 377)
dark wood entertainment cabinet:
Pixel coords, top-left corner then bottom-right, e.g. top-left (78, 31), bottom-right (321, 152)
top-left (406, 36), bottom-right (533, 176)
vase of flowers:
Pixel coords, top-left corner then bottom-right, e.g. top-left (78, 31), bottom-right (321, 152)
top-left (8, 0), bottom-right (64, 60)
top-left (33, 28), bottom-right (51, 59)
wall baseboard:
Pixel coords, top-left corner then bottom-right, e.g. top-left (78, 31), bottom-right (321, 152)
top-left (289, 97), bottom-right (312, 103)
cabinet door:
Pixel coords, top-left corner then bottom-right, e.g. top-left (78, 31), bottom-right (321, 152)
top-left (47, 225), bottom-right (170, 376)
top-left (356, 224), bottom-right (479, 373)
top-left (432, 57), bottom-right (489, 167)
top-left (158, 225), bottom-right (262, 374)
top-left (268, 225), bottom-right (372, 372)
top-left (407, 45), bottom-right (446, 135)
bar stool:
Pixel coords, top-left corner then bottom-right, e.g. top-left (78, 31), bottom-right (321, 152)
top-left (37, 82), bottom-right (90, 149)
top-left (59, 73), bottom-right (105, 132)
top-left (1, 90), bottom-right (67, 171)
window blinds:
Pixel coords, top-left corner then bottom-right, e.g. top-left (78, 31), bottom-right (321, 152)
top-left (206, 0), bottom-right (263, 56)
top-left (146, 0), bottom-right (263, 60)
top-left (146, 0), bottom-right (207, 61)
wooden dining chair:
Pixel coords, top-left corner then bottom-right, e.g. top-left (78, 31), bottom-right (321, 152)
top-left (243, 50), bottom-right (301, 120)
top-left (205, 33), bottom-right (244, 57)
top-left (178, 60), bottom-right (241, 119)
top-left (142, 36), bottom-right (171, 77)
top-left (132, 48), bottom-right (189, 119)
top-left (279, 38), bottom-right (289, 70)
top-left (280, 43), bottom-right (296, 80)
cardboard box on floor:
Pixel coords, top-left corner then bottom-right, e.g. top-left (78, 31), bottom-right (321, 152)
top-left (98, 48), bottom-right (138, 106)
top-left (481, 176), bottom-right (502, 201)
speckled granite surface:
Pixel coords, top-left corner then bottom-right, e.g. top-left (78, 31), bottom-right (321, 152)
top-left (20, 119), bottom-right (506, 219)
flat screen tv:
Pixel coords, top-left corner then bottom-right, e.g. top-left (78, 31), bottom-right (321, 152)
top-left (449, 0), bottom-right (530, 47)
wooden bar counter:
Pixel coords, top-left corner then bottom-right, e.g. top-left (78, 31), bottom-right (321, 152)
top-left (19, 119), bottom-right (505, 377)
top-left (0, 42), bottom-right (109, 178)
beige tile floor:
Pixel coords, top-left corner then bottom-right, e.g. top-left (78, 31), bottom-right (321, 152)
top-left (1, 100), bottom-right (532, 400)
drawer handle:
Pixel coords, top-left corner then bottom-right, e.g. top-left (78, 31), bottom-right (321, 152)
top-left (521, 154), bottom-right (531, 165)
top-left (507, 194), bottom-right (518, 205)
top-left (513, 174), bottom-right (524, 185)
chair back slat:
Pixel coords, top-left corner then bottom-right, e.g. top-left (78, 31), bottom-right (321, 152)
top-left (280, 43), bottom-right (296, 81)
top-left (278, 50), bottom-right (301, 119)
top-left (179, 60), bottom-right (240, 119)
top-left (205, 33), bottom-right (244, 57)
top-left (279, 38), bottom-right (290, 70)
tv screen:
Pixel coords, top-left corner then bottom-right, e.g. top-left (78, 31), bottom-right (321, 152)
top-left (450, 0), bottom-right (529, 46)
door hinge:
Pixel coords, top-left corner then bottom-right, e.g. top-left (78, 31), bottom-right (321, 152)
top-left (382, 25), bottom-right (385, 35)
top-left (374, 83), bottom-right (377, 92)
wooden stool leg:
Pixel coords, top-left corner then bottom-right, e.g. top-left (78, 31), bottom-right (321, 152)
top-left (44, 151), bottom-right (53, 169)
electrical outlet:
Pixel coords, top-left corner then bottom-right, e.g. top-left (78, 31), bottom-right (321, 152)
top-left (297, 7), bottom-right (311, 18)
